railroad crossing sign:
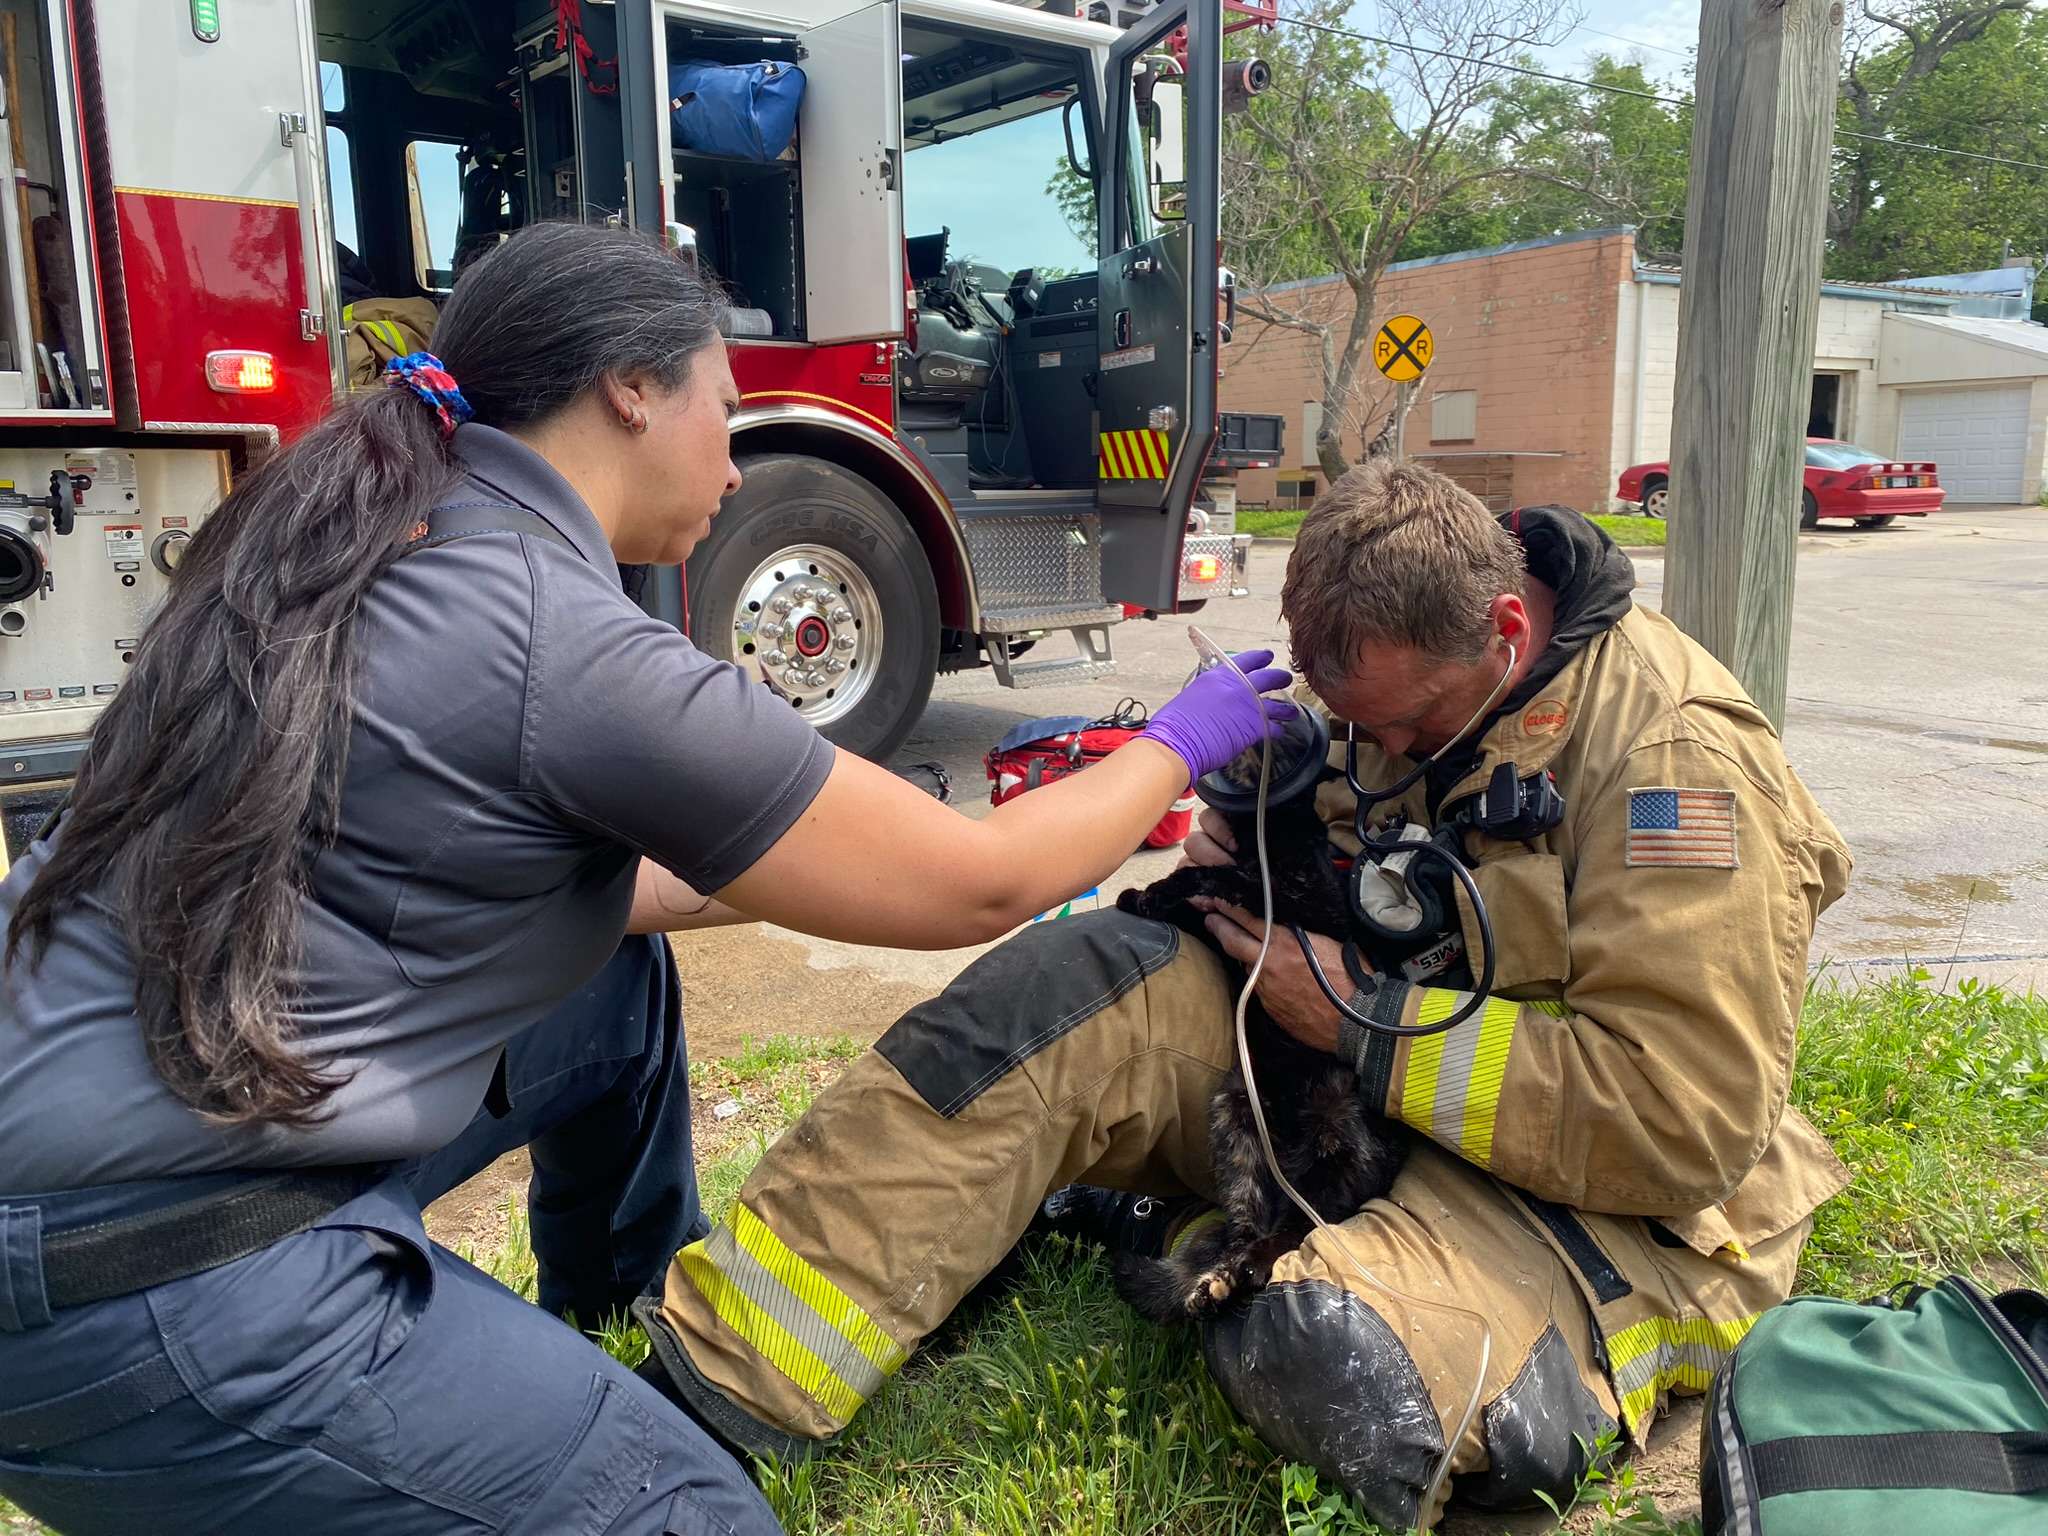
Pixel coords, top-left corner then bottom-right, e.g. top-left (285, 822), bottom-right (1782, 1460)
top-left (1374, 315), bottom-right (1433, 381)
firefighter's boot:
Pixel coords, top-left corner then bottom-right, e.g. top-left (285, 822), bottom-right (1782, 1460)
top-left (1035, 1184), bottom-right (1198, 1259)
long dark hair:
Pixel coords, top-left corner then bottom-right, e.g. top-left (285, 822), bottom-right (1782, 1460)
top-left (6, 223), bottom-right (725, 1127)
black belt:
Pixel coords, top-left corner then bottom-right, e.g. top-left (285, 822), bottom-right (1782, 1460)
top-left (0, 1171), bottom-right (363, 1456)
top-left (37, 1169), bottom-right (364, 1310)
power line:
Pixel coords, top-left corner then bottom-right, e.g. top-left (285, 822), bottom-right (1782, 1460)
top-left (1275, 12), bottom-right (2048, 174)
top-left (1566, 21), bottom-right (1692, 59)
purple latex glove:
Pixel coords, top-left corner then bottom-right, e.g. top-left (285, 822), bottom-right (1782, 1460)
top-left (1139, 649), bottom-right (1298, 785)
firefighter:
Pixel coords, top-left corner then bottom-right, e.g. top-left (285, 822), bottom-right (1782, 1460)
top-left (635, 461), bottom-right (1855, 1531)
top-left (0, 222), bottom-right (1295, 1535)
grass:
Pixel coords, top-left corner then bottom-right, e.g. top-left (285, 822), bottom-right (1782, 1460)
top-left (4, 986), bottom-right (2042, 1536)
top-left (1238, 507), bottom-right (1309, 539)
top-left (1236, 508), bottom-right (1667, 550)
top-left (1793, 974), bottom-right (2048, 1297)
top-left (1587, 515), bottom-right (1665, 548)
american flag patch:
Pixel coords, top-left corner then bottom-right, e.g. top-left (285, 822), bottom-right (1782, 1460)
top-left (1626, 787), bottom-right (1738, 868)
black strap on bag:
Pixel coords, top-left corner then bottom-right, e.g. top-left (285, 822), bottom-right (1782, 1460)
top-left (1745, 1430), bottom-right (2048, 1500)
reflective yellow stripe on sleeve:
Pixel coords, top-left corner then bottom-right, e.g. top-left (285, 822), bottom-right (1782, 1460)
top-left (1396, 992), bottom-right (1520, 1167)
top-left (1606, 1312), bottom-right (1759, 1435)
top-left (676, 1201), bottom-right (907, 1425)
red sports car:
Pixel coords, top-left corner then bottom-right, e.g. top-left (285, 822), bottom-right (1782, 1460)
top-left (1617, 439), bottom-right (1947, 528)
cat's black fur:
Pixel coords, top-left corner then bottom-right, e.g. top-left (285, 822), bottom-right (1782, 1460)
top-left (1112, 767), bottom-right (1406, 1323)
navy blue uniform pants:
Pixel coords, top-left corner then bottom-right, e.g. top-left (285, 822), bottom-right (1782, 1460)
top-left (0, 936), bottom-right (779, 1536)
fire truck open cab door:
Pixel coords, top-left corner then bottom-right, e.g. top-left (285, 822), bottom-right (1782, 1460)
top-left (1095, 0), bottom-right (1220, 613)
top-left (621, 0), bottom-right (903, 343)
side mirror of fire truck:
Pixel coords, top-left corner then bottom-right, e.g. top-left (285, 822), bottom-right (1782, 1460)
top-left (1143, 74), bottom-right (1188, 223)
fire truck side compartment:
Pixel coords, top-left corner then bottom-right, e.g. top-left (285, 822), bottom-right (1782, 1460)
top-left (663, 20), bottom-right (806, 339)
top-left (0, 0), bottom-right (106, 414)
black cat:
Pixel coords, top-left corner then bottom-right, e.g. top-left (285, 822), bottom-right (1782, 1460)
top-left (1112, 747), bottom-right (1406, 1323)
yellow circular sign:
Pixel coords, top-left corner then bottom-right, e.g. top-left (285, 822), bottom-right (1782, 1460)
top-left (1374, 315), bottom-right (1433, 381)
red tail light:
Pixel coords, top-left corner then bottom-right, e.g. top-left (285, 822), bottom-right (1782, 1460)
top-left (204, 350), bottom-right (277, 393)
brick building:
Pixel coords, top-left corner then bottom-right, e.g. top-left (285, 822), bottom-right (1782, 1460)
top-left (1221, 227), bottom-right (2048, 511)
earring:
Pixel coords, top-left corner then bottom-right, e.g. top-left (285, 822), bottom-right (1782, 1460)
top-left (621, 411), bottom-right (647, 435)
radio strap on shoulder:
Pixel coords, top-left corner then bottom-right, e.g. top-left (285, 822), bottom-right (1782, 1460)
top-left (402, 498), bottom-right (577, 556)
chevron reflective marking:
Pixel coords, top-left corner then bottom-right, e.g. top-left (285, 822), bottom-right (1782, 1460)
top-left (1097, 429), bottom-right (1171, 479)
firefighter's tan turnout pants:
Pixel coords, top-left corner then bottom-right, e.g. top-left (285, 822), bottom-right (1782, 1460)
top-left (647, 911), bottom-right (1807, 1531)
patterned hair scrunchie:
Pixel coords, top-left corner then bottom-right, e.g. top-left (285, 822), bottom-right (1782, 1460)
top-left (385, 352), bottom-right (475, 439)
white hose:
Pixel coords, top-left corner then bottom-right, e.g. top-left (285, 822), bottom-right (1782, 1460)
top-left (1191, 629), bottom-right (1492, 1527)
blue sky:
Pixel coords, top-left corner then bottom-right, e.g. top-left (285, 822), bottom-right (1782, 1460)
top-left (1534, 0), bottom-right (1699, 88)
top-left (903, 108), bottom-right (1095, 277)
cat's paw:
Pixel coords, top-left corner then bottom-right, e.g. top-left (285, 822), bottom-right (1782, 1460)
top-left (1182, 1256), bottom-right (1265, 1316)
top-left (1181, 1265), bottom-right (1235, 1316)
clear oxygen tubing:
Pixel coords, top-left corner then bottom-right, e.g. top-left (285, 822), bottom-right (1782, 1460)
top-left (1186, 627), bottom-right (1493, 1526)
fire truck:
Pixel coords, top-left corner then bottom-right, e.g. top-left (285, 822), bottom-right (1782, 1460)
top-left (0, 0), bottom-right (1273, 859)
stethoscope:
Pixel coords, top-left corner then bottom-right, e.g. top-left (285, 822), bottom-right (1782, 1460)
top-left (1288, 642), bottom-right (1518, 1039)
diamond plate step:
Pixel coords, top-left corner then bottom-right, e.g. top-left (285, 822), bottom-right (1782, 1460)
top-left (987, 623), bottom-right (1116, 690)
top-left (980, 602), bottom-right (1126, 636)
top-left (995, 654), bottom-right (1118, 689)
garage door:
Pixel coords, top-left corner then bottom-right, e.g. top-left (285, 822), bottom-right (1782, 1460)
top-left (1897, 385), bottom-right (2031, 503)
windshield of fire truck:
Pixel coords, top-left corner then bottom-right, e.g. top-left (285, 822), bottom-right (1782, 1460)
top-left (900, 26), bottom-right (1097, 281)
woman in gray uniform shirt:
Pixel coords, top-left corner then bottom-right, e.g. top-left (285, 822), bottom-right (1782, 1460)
top-left (0, 223), bottom-right (1291, 1535)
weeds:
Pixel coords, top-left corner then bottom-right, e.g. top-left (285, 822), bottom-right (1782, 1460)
top-left (1792, 974), bottom-right (2048, 1296)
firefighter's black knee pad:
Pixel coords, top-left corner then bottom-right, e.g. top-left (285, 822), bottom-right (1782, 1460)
top-left (874, 910), bottom-right (1180, 1118)
top-left (1202, 1279), bottom-right (1443, 1532)
top-left (1458, 1322), bottom-right (1620, 1513)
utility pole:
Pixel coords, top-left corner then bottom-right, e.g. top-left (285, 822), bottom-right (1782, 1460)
top-left (1665, 0), bottom-right (1845, 729)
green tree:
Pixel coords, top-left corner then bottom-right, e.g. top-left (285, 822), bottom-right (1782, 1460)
top-left (1461, 57), bottom-right (1693, 260)
top-left (1046, 158), bottom-right (1096, 255)
top-left (1831, 0), bottom-right (2038, 254)
top-left (1828, 6), bottom-right (2048, 313)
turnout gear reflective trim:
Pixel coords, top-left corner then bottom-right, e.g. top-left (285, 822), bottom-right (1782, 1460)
top-left (1393, 992), bottom-right (1519, 1166)
top-left (1166, 1206), bottom-right (1226, 1259)
top-left (340, 307), bottom-right (409, 358)
top-left (678, 1202), bottom-right (906, 1422)
top-left (1607, 1310), bottom-right (1759, 1434)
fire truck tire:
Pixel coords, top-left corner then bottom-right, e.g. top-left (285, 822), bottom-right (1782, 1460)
top-left (687, 454), bottom-right (939, 762)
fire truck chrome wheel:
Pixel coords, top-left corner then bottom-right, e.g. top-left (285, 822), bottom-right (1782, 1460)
top-left (730, 545), bottom-right (883, 727)
top-left (687, 454), bottom-right (939, 762)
